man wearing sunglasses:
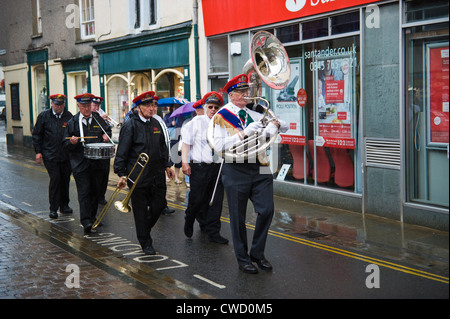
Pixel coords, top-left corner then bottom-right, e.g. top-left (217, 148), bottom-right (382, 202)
top-left (181, 92), bottom-right (228, 244)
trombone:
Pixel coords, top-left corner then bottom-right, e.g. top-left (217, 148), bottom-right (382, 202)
top-left (92, 153), bottom-right (149, 230)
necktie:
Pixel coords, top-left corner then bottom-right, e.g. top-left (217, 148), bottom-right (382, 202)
top-left (84, 117), bottom-right (90, 130)
top-left (238, 109), bottom-right (254, 126)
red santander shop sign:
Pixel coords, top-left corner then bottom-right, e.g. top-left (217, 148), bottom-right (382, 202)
top-left (202, 0), bottom-right (381, 36)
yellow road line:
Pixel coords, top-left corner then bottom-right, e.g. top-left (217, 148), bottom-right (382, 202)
top-left (219, 216), bottom-right (448, 284)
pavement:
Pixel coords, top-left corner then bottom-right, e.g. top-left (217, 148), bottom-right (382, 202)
top-left (0, 120), bottom-right (448, 299)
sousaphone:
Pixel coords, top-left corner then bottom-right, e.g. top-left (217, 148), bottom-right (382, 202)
top-left (207, 31), bottom-right (291, 163)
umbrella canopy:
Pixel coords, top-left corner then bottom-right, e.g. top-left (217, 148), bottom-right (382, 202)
top-left (157, 97), bottom-right (189, 107)
top-left (170, 102), bottom-right (195, 118)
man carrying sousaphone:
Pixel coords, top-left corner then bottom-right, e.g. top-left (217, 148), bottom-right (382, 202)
top-left (210, 74), bottom-right (288, 274)
top-left (114, 91), bottom-right (174, 255)
top-left (63, 93), bottom-right (112, 234)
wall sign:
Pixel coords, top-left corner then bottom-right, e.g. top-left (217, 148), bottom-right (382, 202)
top-left (202, 0), bottom-right (382, 36)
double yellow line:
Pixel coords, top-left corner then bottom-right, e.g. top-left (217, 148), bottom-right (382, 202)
top-left (218, 216), bottom-right (449, 284)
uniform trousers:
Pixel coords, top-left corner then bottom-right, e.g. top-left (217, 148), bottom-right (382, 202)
top-left (221, 162), bottom-right (274, 266)
top-left (184, 162), bottom-right (224, 238)
top-left (73, 161), bottom-right (108, 227)
top-left (130, 169), bottom-right (167, 250)
top-left (43, 160), bottom-right (71, 212)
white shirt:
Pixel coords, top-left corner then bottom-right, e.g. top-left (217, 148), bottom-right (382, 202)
top-left (181, 115), bottom-right (218, 164)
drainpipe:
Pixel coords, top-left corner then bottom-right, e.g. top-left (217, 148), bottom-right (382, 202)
top-left (193, 0), bottom-right (201, 100)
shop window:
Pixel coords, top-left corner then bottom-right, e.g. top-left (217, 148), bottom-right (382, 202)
top-left (404, 0), bottom-right (449, 23)
top-left (33, 65), bottom-right (47, 116)
top-left (302, 18), bottom-right (328, 40)
top-left (271, 36), bottom-right (361, 193)
top-left (106, 76), bottom-right (129, 124)
top-left (331, 12), bottom-right (359, 35)
top-left (79, 0), bottom-right (95, 39)
top-left (277, 24), bottom-right (300, 43)
top-left (66, 72), bottom-right (87, 114)
top-left (404, 23), bottom-right (449, 207)
top-left (209, 37), bottom-right (228, 74)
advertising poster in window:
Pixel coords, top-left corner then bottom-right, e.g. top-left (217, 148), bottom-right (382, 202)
top-left (274, 60), bottom-right (306, 145)
top-left (427, 44), bottom-right (449, 145)
top-left (315, 56), bottom-right (355, 149)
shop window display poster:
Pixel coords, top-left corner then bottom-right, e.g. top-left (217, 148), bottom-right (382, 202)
top-left (316, 56), bottom-right (355, 149)
top-left (275, 60), bottom-right (306, 145)
top-left (428, 44), bottom-right (449, 145)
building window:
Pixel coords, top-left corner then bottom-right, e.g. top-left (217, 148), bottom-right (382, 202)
top-left (134, 0), bottom-right (158, 30)
top-left (134, 0), bottom-right (141, 29)
top-left (209, 37), bottom-right (228, 74)
top-left (404, 0), bottom-right (449, 23)
top-left (302, 18), bottom-right (328, 40)
top-left (331, 12), bottom-right (360, 35)
top-left (302, 12), bottom-right (360, 40)
top-left (79, 0), bottom-right (95, 39)
top-left (149, 0), bottom-right (157, 25)
top-left (277, 24), bottom-right (300, 44)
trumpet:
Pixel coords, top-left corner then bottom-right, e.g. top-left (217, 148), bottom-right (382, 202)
top-left (92, 153), bottom-right (149, 230)
top-left (98, 108), bottom-right (122, 128)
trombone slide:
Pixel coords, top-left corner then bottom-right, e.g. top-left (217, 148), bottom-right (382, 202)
top-left (92, 153), bottom-right (149, 230)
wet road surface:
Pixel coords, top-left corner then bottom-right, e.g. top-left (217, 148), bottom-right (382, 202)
top-left (0, 122), bottom-right (448, 299)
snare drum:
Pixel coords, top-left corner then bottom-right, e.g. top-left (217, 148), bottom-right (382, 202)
top-left (84, 143), bottom-right (115, 159)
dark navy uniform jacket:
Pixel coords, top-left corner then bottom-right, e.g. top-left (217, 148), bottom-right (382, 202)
top-left (114, 115), bottom-right (170, 188)
top-left (32, 109), bottom-right (73, 162)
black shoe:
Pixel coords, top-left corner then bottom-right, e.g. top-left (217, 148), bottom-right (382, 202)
top-left (60, 206), bottom-right (73, 214)
top-left (49, 211), bottom-right (58, 219)
top-left (83, 223), bottom-right (94, 234)
top-left (184, 220), bottom-right (193, 238)
top-left (239, 263), bottom-right (258, 274)
top-left (161, 207), bottom-right (175, 215)
top-left (209, 235), bottom-right (228, 244)
top-left (98, 199), bottom-right (107, 205)
top-left (143, 245), bottom-right (156, 255)
top-left (250, 256), bottom-right (273, 271)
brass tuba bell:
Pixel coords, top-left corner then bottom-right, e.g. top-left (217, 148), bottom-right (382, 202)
top-left (207, 31), bottom-right (291, 162)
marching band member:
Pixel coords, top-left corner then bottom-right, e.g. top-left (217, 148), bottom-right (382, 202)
top-left (114, 91), bottom-right (174, 255)
top-left (124, 103), bottom-right (175, 216)
top-left (63, 93), bottom-right (112, 234)
top-left (32, 94), bottom-right (73, 219)
top-left (181, 92), bottom-right (228, 244)
top-left (211, 74), bottom-right (288, 274)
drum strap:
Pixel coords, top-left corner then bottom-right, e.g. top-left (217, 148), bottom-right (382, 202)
top-left (78, 115), bottom-right (86, 145)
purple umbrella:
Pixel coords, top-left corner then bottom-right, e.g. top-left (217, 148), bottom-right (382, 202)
top-left (169, 102), bottom-right (195, 118)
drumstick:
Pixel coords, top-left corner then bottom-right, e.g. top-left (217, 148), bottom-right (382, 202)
top-left (65, 136), bottom-right (98, 139)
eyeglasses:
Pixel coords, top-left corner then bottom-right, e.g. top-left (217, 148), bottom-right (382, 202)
top-left (207, 105), bottom-right (220, 110)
